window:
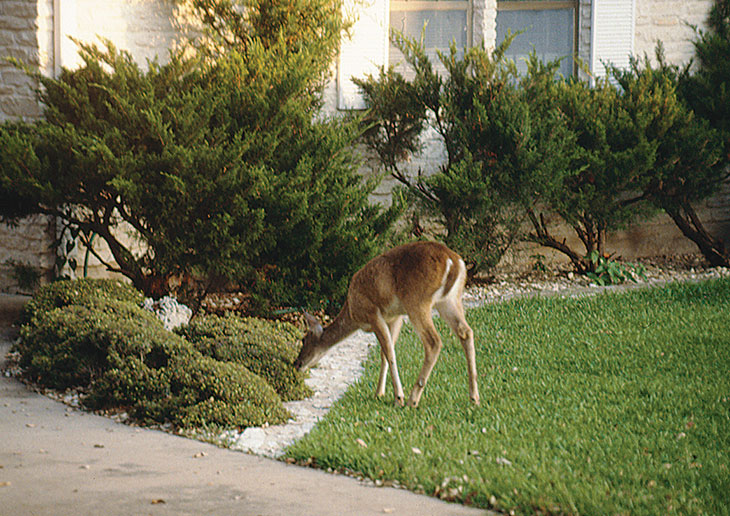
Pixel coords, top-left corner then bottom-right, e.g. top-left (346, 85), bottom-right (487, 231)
top-left (389, 0), bottom-right (471, 72)
top-left (496, 1), bottom-right (578, 78)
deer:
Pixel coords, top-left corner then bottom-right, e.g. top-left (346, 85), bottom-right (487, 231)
top-left (294, 241), bottom-right (479, 407)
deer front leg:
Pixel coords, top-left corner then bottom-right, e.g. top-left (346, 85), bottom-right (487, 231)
top-left (373, 318), bottom-right (405, 406)
top-left (376, 317), bottom-right (403, 398)
top-left (376, 349), bottom-right (389, 398)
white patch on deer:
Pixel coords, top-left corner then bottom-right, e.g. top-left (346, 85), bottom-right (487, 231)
top-left (431, 258), bottom-right (454, 303)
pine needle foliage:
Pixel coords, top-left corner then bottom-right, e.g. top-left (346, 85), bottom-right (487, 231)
top-left (357, 27), bottom-right (728, 275)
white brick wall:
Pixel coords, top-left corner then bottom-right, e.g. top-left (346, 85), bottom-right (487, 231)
top-left (635, 0), bottom-right (713, 66)
top-left (71, 0), bottom-right (181, 66)
top-left (0, 0), bottom-right (50, 120)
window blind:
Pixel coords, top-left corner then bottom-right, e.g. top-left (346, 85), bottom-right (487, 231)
top-left (590, 0), bottom-right (636, 79)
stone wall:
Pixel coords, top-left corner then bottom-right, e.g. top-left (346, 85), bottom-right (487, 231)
top-left (71, 0), bottom-right (181, 66)
top-left (0, 0), bottom-right (56, 293)
top-left (0, 0), bottom-right (51, 121)
top-left (635, 0), bottom-right (713, 64)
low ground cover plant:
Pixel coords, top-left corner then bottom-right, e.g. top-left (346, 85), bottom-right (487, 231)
top-left (176, 313), bottom-right (311, 401)
top-left (13, 278), bottom-right (309, 429)
top-left (286, 278), bottom-right (730, 515)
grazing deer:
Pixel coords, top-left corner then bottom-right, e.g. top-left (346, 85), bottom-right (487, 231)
top-left (294, 241), bottom-right (479, 407)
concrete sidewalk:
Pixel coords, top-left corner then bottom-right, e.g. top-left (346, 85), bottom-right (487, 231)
top-left (0, 294), bottom-right (488, 516)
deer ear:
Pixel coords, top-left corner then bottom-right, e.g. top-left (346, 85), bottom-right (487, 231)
top-left (303, 311), bottom-right (323, 338)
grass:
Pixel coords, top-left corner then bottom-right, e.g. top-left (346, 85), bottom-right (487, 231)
top-left (285, 278), bottom-right (730, 515)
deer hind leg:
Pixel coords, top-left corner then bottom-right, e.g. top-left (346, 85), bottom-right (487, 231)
top-left (406, 310), bottom-right (443, 408)
top-left (373, 315), bottom-right (405, 406)
top-left (376, 316), bottom-right (403, 398)
top-left (436, 298), bottom-right (480, 405)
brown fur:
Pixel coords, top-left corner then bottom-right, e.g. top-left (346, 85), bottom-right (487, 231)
top-left (294, 241), bottom-right (479, 407)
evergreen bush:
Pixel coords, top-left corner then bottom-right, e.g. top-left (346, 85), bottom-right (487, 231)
top-left (523, 59), bottom-right (657, 271)
top-left (356, 37), bottom-right (542, 277)
top-left (358, 29), bottom-right (728, 275)
top-left (612, 51), bottom-right (727, 267)
top-left (13, 279), bottom-right (301, 429)
top-left (0, 0), bottom-right (400, 311)
top-left (357, 36), bottom-right (644, 275)
top-left (21, 278), bottom-right (145, 325)
top-left (643, 0), bottom-right (730, 267)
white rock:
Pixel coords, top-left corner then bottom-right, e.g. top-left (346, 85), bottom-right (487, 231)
top-left (142, 296), bottom-right (192, 330)
top-left (237, 427), bottom-right (267, 449)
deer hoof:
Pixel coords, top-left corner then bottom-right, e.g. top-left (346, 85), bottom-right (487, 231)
top-left (394, 396), bottom-right (405, 407)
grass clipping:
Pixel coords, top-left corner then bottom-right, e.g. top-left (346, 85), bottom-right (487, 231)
top-left (13, 278), bottom-right (310, 430)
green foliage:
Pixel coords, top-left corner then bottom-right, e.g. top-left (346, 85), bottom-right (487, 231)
top-left (7, 261), bottom-right (42, 293)
top-left (358, 30), bottom-right (729, 275)
top-left (358, 34), bottom-right (652, 275)
top-left (0, 123), bottom-right (42, 221)
top-left (355, 66), bottom-right (427, 172)
top-left (357, 36), bottom-right (549, 277)
top-left (177, 314), bottom-right (312, 401)
top-left (585, 251), bottom-right (647, 286)
top-left (12, 279), bottom-right (308, 429)
top-left (533, 70), bottom-right (656, 269)
top-left (0, 0), bottom-right (400, 310)
top-left (287, 278), bottom-right (730, 515)
top-left (680, 0), bottom-right (730, 155)
top-left (612, 49), bottom-right (728, 266)
top-left (21, 278), bottom-right (145, 325)
top-left (181, 0), bottom-right (347, 84)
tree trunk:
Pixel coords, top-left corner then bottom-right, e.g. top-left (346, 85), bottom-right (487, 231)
top-left (664, 202), bottom-right (730, 267)
top-left (526, 209), bottom-right (590, 272)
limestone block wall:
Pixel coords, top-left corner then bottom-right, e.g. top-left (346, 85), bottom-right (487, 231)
top-left (0, 0), bottom-right (52, 121)
top-left (69, 0), bottom-right (181, 66)
top-left (0, 0), bottom-right (55, 293)
top-left (634, 0), bottom-right (714, 65)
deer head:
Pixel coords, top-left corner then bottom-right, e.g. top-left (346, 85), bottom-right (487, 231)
top-left (293, 312), bottom-right (327, 370)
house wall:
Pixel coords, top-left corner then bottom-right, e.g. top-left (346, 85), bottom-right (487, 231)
top-left (0, 0), bottom-right (52, 121)
top-left (70, 0), bottom-right (181, 67)
top-left (0, 0), bottom-right (726, 292)
top-left (634, 0), bottom-right (713, 64)
top-left (0, 0), bottom-right (55, 292)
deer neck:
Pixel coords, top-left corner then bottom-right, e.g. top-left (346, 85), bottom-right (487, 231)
top-left (320, 302), bottom-right (358, 350)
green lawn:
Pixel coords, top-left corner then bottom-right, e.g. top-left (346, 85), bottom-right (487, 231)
top-left (285, 279), bottom-right (730, 515)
